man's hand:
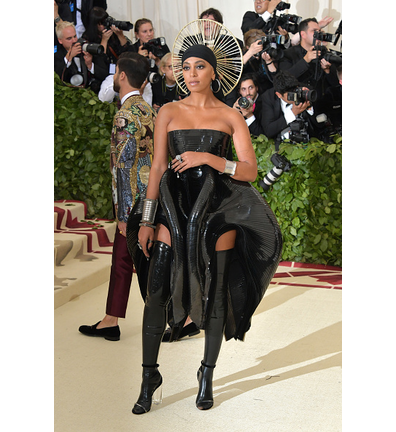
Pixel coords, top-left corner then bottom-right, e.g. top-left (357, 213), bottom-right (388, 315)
top-left (303, 46), bottom-right (319, 63)
top-left (291, 100), bottom-right (311, 116)
top-left (66, 42), bottom-right (82, 62)
top-left (118, 221), bottom-right (127, 237)
top-left (320, 57), bottom-right (332, 73)
top-left (267, 0), bottom-right (282, 14)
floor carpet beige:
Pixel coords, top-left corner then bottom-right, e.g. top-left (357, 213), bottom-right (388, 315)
top-left (54, 274), bottom-right (341, 432)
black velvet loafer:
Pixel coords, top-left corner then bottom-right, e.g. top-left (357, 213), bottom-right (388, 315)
top-left (162, 322), bottom-right (200, 342)
top-left (78, 321), bottom-right (120, 341)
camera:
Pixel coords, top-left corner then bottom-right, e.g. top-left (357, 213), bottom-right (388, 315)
top-left (288, 119), bottom-right (310, 143)
top-left (238, 96), bottom-right (253, 109)
top-left (147, 71), bottom-right (161, 84)
top-left (313, 30), bottom-right (336, 44)
top-left (142, 37), bottom-right (168, 59)
top-left (276, 1), bottom-right (291, 11)
top-left (278, 14), bottom-right (302, 33)
top-left (103, 16), bottom-right (133, 32)
top-left (257, 34), bottom-right (286, 61)
top-left (314, 46), bottom-right (342, 66)
top-left (259, 153), bottom-right (292, 191)
top-left (264, 13), bottom-right (302, 35)
top-left (287, 87), bottom-right (317, 105)
top-left (76, 38), bottom-right (104, 55)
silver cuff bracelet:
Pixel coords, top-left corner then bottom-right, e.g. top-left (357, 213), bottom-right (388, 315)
top-left (141, 198), bottom-right (158, 224)
top-left (219, 157), bottom-right (237, 176)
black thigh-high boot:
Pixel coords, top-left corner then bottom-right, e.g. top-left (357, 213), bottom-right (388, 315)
top-left (132, 241), bottom-right (172, 415)
top-left (196, 248), bottom-right (233, 410)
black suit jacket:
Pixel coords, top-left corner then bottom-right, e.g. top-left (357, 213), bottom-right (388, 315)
top-left (241, 11), bottom-right (266, 34)
top-left (248, 95), bottom-right (265, 137)
top-left (260, 88), bottom-right (325, 139)
top-left (260, 88), bottom-right (289, 138)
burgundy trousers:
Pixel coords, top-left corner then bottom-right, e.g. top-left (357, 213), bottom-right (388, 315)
top-left (105, 228), bottom-right (134, 318)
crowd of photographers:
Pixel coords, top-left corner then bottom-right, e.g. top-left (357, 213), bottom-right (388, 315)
top-left (54, 1), bottom-right (342, 147)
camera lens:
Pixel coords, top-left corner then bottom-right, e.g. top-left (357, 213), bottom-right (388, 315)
top-left (238, 97), bottom-right (251, 109)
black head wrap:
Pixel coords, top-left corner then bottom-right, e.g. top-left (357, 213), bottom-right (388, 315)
top-left (181, 45), bottom-right (217, 72)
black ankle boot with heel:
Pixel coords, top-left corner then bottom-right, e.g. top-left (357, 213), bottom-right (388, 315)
top-left (132, 364), bottom-right (163, 415)
top-left (196, 361), bottom-right (216, 410)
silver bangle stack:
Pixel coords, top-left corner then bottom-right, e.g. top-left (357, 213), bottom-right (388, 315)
top-left (219, 157), bottom-right (237, 176)
top-left (139, 198), bottom-right (158, 229)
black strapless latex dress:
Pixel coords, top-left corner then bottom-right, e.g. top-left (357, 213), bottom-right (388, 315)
top-left (127, 129), bottom-right (282, 341)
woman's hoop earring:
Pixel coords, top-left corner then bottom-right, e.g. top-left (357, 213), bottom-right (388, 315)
top-left (211, 78), bottom-right (221, 94)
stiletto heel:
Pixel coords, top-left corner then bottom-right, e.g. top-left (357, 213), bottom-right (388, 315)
top-left (196, 361), bottom-right (215, 410)
top-left (132, 364), bottom-right (163, 415)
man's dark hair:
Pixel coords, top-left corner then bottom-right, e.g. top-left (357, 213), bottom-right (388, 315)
top-left (199, 8), bottom-right (223, 23)
top-left (298, 17), bottom-right (318, 38)
top-left (117, 52), bottom-right (150, 88)
top-left (237, 73), bottom-right (259, 94)
top-left (273, 71), bottom-right (300, 94)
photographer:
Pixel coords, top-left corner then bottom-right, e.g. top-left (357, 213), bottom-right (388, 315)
top-left (151, 53), bottom-right (184, 112)
top-left (82, 7), bottom-right (133, 71)
top-left (131, 18), bottom-right (170, 72)
top-left (278, 18), bottom-right (339, 105)
top-left (242, 28), bottom-right (279, 94)
top-left (54, 21), bottom-right (108, 91)
top-left (260, 70), bottom-right (324, 140)
top-left (241, 0), bottom-right (282, 34)
top-left (232, 73), bottom-right (265, 137)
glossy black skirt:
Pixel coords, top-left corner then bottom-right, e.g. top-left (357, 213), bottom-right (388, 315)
top-left (127, 129), bottom-right (282, 341)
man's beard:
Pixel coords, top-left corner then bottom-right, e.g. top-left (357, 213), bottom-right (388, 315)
top-left (113, 77), bottom-right (120, 93)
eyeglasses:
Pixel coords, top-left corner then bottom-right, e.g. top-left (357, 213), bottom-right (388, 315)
top-left (164, 65), bottom-right (173, 69)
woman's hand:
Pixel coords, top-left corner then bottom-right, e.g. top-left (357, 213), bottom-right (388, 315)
top-left (138, 44), bottom-right (149, 57)
top-left (111, 25), bottom-right (127, 45)
top-left (101, 28), bottom-right (113, 43)
top-left (171, 152), bottom-right (209, 173)
top-left (138, 225), bottom-right (155, 258)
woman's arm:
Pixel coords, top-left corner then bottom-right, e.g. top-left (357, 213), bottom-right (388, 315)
top-left (138, 104), bottom-right (171, 257)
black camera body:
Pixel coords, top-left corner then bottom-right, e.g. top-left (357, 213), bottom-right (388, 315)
top-left (288, 119), bottom-right (310, 143)
top-left (276, 1), bottom-right (291, 11)
top-left (313, 30), bottom-right (336, 43)
top-left (259, 153), bottom-right (292, 191)
top-left (238, 96), bottom-right (253, 110)
top-left (314, 45), bottom-right (342, 66)
top-left (257, 34), bottom-right (286, 61)
top-left (77, 38), bottom-right (104, 55)
top-left (142, 37), bottom-right (168, 59)
top-left (287, 87), bottom-right (317, 105)
top-left (103, 16), bottom-right (133, 32)
top-left (278, 14), bottom-right (302, 33)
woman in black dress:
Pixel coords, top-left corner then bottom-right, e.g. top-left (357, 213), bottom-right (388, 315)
top-left (127, 40), bottom-right (282, 414)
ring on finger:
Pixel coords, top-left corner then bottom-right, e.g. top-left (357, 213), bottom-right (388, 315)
top-left (176, 154), bottom-right (182, 162)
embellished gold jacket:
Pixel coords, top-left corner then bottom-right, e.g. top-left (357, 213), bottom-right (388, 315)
top-left (110, 94), bottom-right (156, 222)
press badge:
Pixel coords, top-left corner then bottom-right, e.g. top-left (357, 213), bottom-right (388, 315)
top-left (109, 63), bottom-right (116, 74)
